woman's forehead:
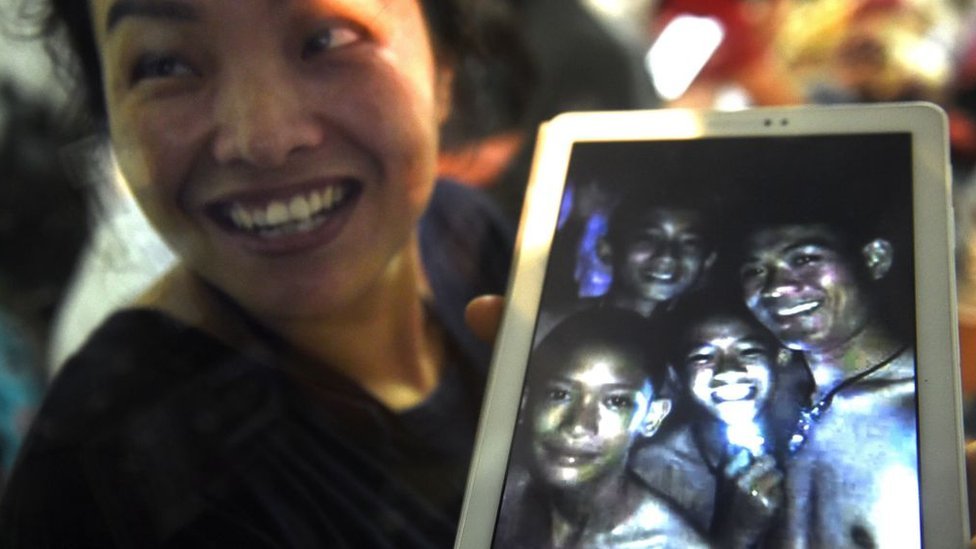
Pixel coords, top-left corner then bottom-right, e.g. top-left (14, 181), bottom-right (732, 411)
top-left (90, 0), bottom-right (400, 36)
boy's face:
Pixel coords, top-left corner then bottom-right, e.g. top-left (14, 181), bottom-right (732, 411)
top-left (617, 208), bottom-right (710, 303)
top-left (530, 345), bottom-right (654, 489)
top-left (683, 315), bottom-right (774, 426)
top-left (740, 225), bottom-right (871, 352)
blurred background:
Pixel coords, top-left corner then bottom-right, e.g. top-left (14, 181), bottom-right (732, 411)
top-left (3, 0), bottom-right (976, 485)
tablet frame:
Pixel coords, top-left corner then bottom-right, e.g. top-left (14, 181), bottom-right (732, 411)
top-left (455, 103), bottom-right (968, 549)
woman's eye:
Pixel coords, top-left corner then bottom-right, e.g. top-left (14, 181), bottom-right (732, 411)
top-left (302, 26), bottom-right (363, 59)
top-left (604, 395), bottom-right (633, 410)
top-left (131, 54), bottom-right (195, 83)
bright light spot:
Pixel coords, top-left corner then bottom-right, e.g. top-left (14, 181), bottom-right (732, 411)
top-left (578, 360), bottom-right (616, 387)
top-left (713, 336), bottom-right (737, 351)
top-left (871, 464), bottom-right (921, 547)
top-left (713, 85), bottom-right (752, 111)
top-left (898, 36), bottom-right (950, 85)
top-left (724, 411), bottom-right (765, 455)
top-left (646, 15), bottom-right (724, 101)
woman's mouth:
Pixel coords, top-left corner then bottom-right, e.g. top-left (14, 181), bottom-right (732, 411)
top-left (209, 179), bottom-right (360, 239)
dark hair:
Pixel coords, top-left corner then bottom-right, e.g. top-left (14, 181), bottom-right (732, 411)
top-left (530, 307), bottom-right (668, 392)
top-left (34, 0), bottom-right (533, 144)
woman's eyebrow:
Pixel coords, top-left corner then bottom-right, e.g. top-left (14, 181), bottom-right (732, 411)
top-left (106, 0), bottom-right (198, 33)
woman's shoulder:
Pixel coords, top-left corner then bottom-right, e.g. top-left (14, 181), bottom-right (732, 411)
top-left (32, 309), bottom-right (272, 448)
top-left (2, 309), bottom-right (285, 547)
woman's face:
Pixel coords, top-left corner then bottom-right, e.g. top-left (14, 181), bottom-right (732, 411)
top-left (91, 0), bottom-right (452, 319)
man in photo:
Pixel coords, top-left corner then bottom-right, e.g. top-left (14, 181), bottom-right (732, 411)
top-left (738, 222), bottom-right (919, 548)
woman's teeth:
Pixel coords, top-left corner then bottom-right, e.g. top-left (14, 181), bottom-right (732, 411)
top-left (227, 185), bottom-right (346, 237)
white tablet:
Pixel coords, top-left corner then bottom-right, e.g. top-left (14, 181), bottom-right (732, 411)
top-left (456, 104), bottom-right (967, 548)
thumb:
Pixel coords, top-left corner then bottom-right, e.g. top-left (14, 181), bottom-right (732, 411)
top-left (464, 295), bottom-right (505, 344)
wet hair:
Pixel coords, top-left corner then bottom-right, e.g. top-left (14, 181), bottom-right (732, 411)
top-left (32, 0), bottom-right (533, 145)
top-left (529, 307), bottom-right (668, 392)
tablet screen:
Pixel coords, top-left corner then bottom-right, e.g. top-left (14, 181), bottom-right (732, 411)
top-left (491, 133), bottom-right (921, 548)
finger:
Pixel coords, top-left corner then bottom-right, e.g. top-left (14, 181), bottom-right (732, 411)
top-left (464, 295), bottom-right (505, 344)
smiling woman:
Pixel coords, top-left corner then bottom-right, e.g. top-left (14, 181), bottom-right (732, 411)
top-left (0, 0), bottom-right (528, 547)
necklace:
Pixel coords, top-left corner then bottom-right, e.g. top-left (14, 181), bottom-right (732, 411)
top-left (788, 343), bottom-right (909, 455)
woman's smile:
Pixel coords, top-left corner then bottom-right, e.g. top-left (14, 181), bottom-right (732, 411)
top-left (204, 178), bottom-right (362, 254)
top-left (94, 0), bottom-right (449, 318)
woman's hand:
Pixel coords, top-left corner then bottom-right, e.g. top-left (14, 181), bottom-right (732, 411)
top-left (464, 295), bottom-right (505, 344)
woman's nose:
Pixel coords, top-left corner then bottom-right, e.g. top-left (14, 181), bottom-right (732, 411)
top-left (211, 62), bottom-right (324, 168)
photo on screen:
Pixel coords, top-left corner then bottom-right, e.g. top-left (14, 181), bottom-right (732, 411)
top-left (492, 134), bottom-right (920, 548)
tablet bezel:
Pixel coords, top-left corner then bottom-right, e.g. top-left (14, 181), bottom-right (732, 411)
top-left (455, 103), bottom-right (968, 549)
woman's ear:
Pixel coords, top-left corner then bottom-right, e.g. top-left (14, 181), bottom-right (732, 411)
top-left (435, 65), bottom-right (455, 125)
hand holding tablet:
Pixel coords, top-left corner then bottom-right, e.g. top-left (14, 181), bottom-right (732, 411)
top-left (457, 104), bottom-right (968, 548)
